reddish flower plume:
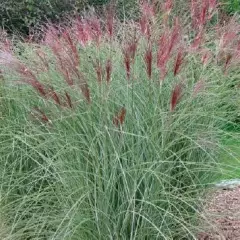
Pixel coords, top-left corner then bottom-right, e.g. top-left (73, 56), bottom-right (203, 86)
top-left (139, 15), bottom-right (147, 35)
top-left (190, 0), bottom-right (198, 27)
top-left (209, 0), bottom-right (217, 9)
top-left (36, 49), bottom-right (49, 71)
top-left (75, 19), bottom-right (92, 47)
top-left (106, 2), bottom-right (115, 38)
top-left (173, 49), bottom-right (185, 76)
top-left (62, 68), bottom-right (74, 86)
top-left (191, 0), bottom-right (217, 29)
top-left (144, 44), bottom-right (153, 79)
top-left (219, 32), bottom-right (237, 49)
top-left (123, 38), bottom-right (138, 80)
top-left (201, 49), bottom-right (212, 66)
top-left (25, 79), bottom-right (47, 97)
top-left (139, 15), bottom-right (151, 40)
top-left (44, 26), bottom-right (78, 87)
top-left (208, 0), bottom-right (218, 19)
top-left (168, 18), bottom-right (181, 55)
top-left (88, 16), bottom-right (102, 47)
top-left (105, 58), bottom-right (112, 83)
top-left (124, 52), bottom-right (131, 80)
top-left (128, 37), bottom-right (138, 60)
top-left (170, 82), bottom-right (183, 111)
top-left (193, 79), bottom-right (205, 96)
top-left (140, 0), bottom-right (155, 18)
top-left (224, 53), bottom-right (232, 74)
top-left (20, 67), bottom-right (48, 97)
top-left (32, 108), bottom-right (50, 123)
top-left (94, 59), bottom-right (103, 83)
top-left (82, 84), bottom-right (91, 103)
top-left (53, 49), bottom-right (74, 86)
top-left (48, 86), bottom-right (61, 106)
top-left (43, 25), bottom-right (61, 51)
top-left (157, 32), bottom-right (169, 80)
top-left (190, 30), bottom-right (204, 50)
top-left (199, 0), bottom-right (208, 26)
top-left (0, 51), bottom-right (48, 97)
top-left (62, 30), bottom-right (80, 67)
top-left (113, 107), bottom-right (126, 127)
top-left (209, 0), bottom-right (217, 11)
top-left (65, 91), bottom-right (73, 108)
top-left (161, 0), bottom-right (173, 14)
top-left (157, 19), bottom-right (181, 80)
top-left (75, 71), bottom-right (91, 103)
top-left (190, 0), bottom-right (211, 29)
top-left (0, 51), bottom-right (49, 98)
top-left (139, 1), bottom-right (154, 39)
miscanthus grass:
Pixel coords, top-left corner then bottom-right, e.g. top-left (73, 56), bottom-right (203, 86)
top-left (0, 0), bottom-right (239, 239)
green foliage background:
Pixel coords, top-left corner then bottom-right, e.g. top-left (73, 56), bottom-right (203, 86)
top-left (0, 0), bottom-right (141, 35)
top-left (0, 0), bottom-right (87, 34)
top-left (0, 0), bottom-right (238, 40)
top-left (222, 0), bottom-right (240, 15)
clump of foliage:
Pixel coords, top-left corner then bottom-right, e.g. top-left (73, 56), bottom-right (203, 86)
top-left (0, 0), bottom-right (89, 35)
top-left (221, 0), bottom-right (240, 15)
top-left (0, 0), bottom-right (140, 36)
top-left (0, 0), bottom-right (239, 239)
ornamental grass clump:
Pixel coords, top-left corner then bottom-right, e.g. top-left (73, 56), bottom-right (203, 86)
top-left (0, 0), bottom-right (239, 239)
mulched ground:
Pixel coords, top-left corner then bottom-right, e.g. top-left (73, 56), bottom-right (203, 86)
top-left (198, 186), bottom-right (240, 240)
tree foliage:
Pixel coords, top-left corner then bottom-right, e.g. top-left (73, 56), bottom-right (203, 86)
top-left (0, 0), bottom-right (88, 34)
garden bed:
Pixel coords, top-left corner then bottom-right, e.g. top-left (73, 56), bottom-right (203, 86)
top-left (199, 181), bottom-right (240, 239)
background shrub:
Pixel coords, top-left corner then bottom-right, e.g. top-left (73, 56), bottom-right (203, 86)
top-left (0, 0), bottom-right (143, 36)
top-left (0, 0), bottom-right (140, 35)
top-left (0, 0), bottom-right (88, 35)
top-left (221, 0), bottom-right (240, 15)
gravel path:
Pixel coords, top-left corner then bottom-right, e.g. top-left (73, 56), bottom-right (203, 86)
top-left (198, 184), bottom-right (240, 240)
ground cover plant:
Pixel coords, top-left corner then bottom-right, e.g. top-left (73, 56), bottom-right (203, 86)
top-left (0, 0), bottom-right (240, 239)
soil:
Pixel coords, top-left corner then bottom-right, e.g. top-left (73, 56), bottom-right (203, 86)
top-left (198, 186), bottom-right (240, 240)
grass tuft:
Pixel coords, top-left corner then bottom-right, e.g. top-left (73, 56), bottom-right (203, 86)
top-left (0, 0), bottom-right (239, 239)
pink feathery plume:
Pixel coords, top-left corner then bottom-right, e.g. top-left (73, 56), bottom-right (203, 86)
top-left (113, 107), bottom-right (126, 127)
top-left (193, 79), bottom-right (205, 96)
top-left (173, 48), bottom-right (185, 76)
top-left (32, 108), bottom-right (50, 123)
top-left (88, 16), bottom-right (102, 47)
top-left (48, 86), bottom-right (61, 106)
top-left (65, 91), bottom-right (73, 108)
top-left (190, 30), bottom-right (204, 50)
top-left (75, 19), bottom-right (92, 47)
top-left (94, 59), bottom-right (103, 83)
top-left (141, 0), bottom-right (155, 18)
top-left (62, 30), bottom-right (80, 67)
top-left (123, 38), bottom-right (138, 80)
top-left (170, 82), bottom-right (183, 111)
top-left (201, 49), bottom-right (212, 66)
top-left (106, 2), bottom-right (115, 38)
top-left (161, 0), bottom-right (173, 14)
top-left (144, 44), bottom-right (153, 79)
top-left (224, 53), bottom-right (232, 75)
top-left (105, 58), bottom-right (112, 83)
